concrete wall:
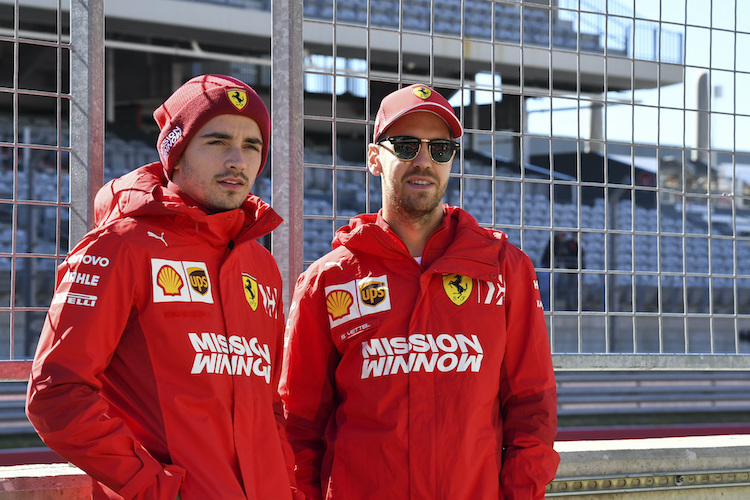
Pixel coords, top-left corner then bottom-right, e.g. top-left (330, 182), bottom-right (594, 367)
top-left (550, 435), bottom-right (750, 498)
top-left (0, 463), bottom-right (90, 499)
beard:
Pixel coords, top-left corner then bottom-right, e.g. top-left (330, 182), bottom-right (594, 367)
top-left (382, 171), bottom-right (448, 222)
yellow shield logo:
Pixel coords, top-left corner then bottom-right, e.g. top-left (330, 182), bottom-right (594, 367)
top-left (242, 273), bottom-right (258, 311)
top-left (227, 89), bottom-right (248, 110)
top-left (412, 86), bottom-right (432, 100)
top-left (442, 273), bottom-right (472, 306)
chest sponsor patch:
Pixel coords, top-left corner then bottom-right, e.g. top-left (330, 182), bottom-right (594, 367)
top-left (242, 272), bottom-right (280, 319)
top-left (442, 273), bottom-right (473, 306)
top-left (61, 271), bottom-right (100, 287)
top-left (52, 291), bottom-right (98, 307)
top-left (188, 332), bottom-right (271, 383)
top-left (324, 274), bottom-right (391, 329)
top-left (360, 333), bottom-right (484, 379)
top-left (151, 259), bottom-right (214, 304)
top-left (476, 275), bottom-right (506, 306)
top-left (243, 273), bottom-right (259, 311)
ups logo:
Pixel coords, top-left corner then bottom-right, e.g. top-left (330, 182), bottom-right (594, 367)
top-left (359, 281), bottom-right (387, 307)
top-left (188, 267), bottom-right (209, 295)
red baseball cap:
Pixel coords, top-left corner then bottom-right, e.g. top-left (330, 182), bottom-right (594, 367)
top-left (153, 74), bottom-right (270, 178)
top-left (373, 84), bottom-right (463, 142)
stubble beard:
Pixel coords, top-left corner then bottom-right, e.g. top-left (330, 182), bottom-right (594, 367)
top-left (384, 175), bottom-right (447, 225)
top-left (176, 157), bottom-right (251, 213)
top-left (209, 175), bottom-right (250, 213)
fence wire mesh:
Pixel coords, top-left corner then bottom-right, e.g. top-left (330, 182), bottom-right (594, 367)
top-left (0, 0), bottom-right (749, 374)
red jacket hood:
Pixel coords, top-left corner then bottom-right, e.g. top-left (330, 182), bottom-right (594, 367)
top-left (94, 161), bottom-right (282, 241)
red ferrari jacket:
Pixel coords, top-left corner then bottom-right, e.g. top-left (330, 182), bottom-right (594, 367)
top-left (280, 206), bottom-right (559, 500)
top-left (27, 162), bottom-right (300, 500)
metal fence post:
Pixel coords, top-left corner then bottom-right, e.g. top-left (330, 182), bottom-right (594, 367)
top-left (271, 0), bottom-right (304, 315)
top-left (69, 0), bottom-right (105, 246)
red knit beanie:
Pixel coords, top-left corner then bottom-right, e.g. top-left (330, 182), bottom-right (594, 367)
top-left (153, 74), bottom-right (271, 177)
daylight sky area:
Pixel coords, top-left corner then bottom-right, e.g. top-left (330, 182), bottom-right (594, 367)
top-left (523, 0), bottom-right (750, 155)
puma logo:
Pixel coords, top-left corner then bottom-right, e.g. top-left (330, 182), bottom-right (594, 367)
top-left (147, 231), bottom-right (168, 247)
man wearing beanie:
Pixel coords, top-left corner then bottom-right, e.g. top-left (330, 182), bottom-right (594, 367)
top-left (27, 75), bottom-right (303, 500)
top-left (280, 84), bottom-right (559, 499)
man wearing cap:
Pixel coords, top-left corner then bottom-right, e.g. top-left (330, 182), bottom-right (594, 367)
top-left (26, 75), bottom-right (303, 500)
top-left (280, 84), bottom-right (559, 499)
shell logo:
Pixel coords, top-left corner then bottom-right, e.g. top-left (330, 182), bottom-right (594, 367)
top-left (326, 290), bottom-right (353, 320)
top-left (157, 265), bottom-right (184, 296)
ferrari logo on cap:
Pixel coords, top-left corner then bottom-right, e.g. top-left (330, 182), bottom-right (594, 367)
top-left (413, 86), bottom-right (432, 99)
top-left (227, 89), bottom-right (248, 110)
top-left (243, 273), bottom-right (258, 311)
top-left (442, 273), bottom-right (472, 306)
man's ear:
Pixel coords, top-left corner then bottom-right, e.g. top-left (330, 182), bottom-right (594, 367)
top-left (367, 143), bottom-right (382, 176)
top-left (171, 156), bottom-right (183, 176)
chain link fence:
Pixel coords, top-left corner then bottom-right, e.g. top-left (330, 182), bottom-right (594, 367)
top-left (0, 0), bottom-right (749, 376)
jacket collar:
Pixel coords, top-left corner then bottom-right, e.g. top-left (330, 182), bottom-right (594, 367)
top-left (334, 205), bottom-right (506, 277)
top-left (94, 161), bottom-right (282, 244)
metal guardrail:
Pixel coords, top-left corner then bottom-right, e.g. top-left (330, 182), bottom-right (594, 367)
top-left (548, 469), bottom-right (750, 495)
top-left (0, 382), bottom-right (30, 435)
top-left (556, 370), bottom-right (750, 416)
top-left (3, 371), bottom-right (750, 437)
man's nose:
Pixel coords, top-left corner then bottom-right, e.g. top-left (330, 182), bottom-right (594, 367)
top-left (412, 141), bottom-right (433, 168)
top-left (225, 145), bottom-right (247, 171)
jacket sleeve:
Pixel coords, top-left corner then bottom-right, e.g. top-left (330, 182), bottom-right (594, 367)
top-left (499, 249), bottom-right (560, 499)
top-left (25, 232), bottom-right (184, 500)
top-left (279, 270), bottom-right (338, 500)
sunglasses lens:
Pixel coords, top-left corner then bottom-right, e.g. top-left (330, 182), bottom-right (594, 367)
top-left (385, 137), bottom-right (457, 163)
top-left (392, 140), bottom-right (421, 160)
top-left (429, 141), bottom-right (455, 163)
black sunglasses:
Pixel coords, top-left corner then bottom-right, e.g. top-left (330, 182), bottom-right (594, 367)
top-left (377, 136), bottom-right (460, 164)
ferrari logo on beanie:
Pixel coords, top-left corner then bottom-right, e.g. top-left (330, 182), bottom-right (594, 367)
top-left (154, 75), bottom-right (271, 178)
top-left (413, 86), bottom-right (432, 99)
top-left (227, 89), bottom-right (248, 110)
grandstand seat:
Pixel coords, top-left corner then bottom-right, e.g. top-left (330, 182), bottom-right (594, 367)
top-left (661, 275), bottom-right (685, 313)
top-left (712, 277), bottom-right (735, 314)
top-left (686, 275), bottom-right (709, 312)
top-left (303, 3), bottom-right (319, 17)
top-left (581, 273), bottom-right (605, 310)
top-left (635, 274), bottom-right (659, 311)
top-left (738, 280), bottom-right (750, 313)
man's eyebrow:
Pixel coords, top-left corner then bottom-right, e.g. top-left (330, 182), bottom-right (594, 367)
top-left (200, 131), bottom-right (263, 145)
top-left (242, 136), bottom-right (263, 145)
